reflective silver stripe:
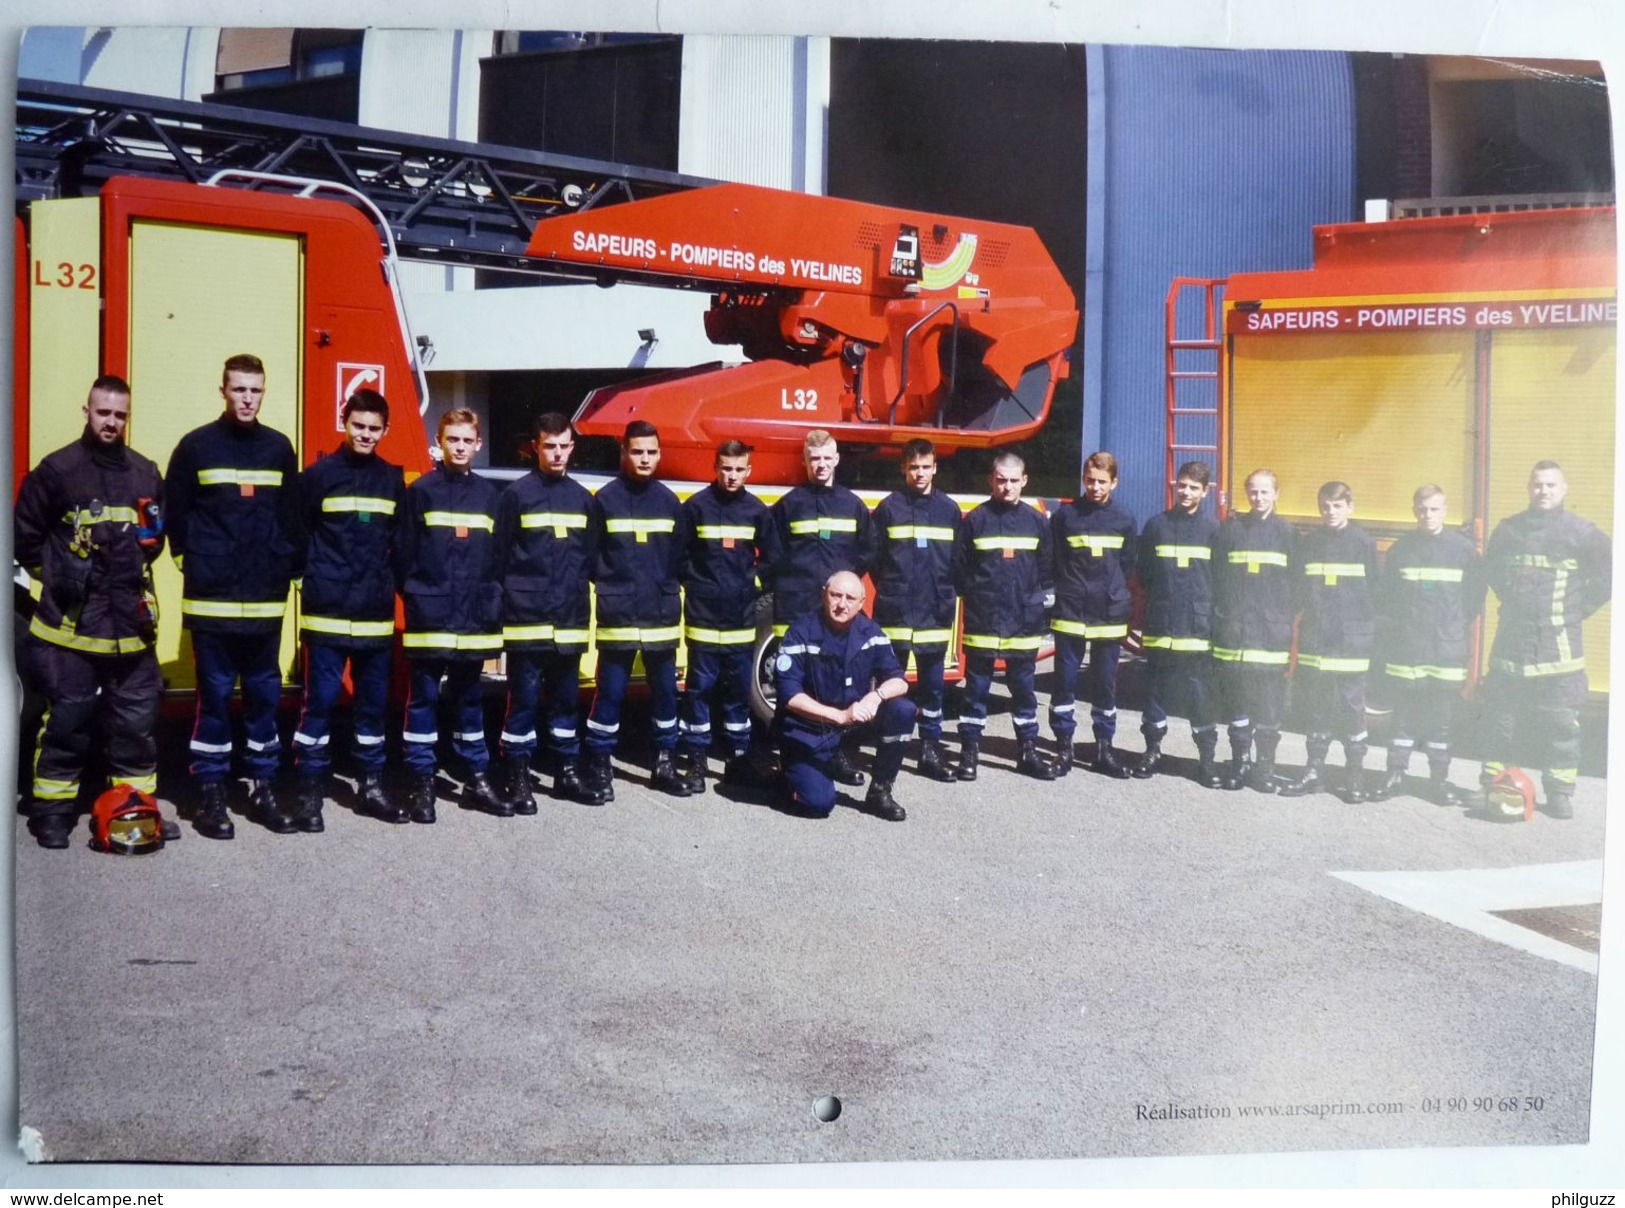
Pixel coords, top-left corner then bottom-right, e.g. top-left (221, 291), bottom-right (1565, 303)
top-left (323, 496), bottom-right (397, 514)
top-left (245, 738), bottom-right (279, 752)
top-left (403, 731), bottom-right (438, 744)
top-left (1211, 646), bottom-right (1289, 664)
top-left (189, 739), bottom-right (234, 754)
top-left (456, 731), bottom-right (486, 743)
top-left (292, 732), bottom-right (330, 747)
top-left (779, 643), bottom-right (819, 655)
top-left (354, 734), bottom-right (386, 746)
top-left (586, 718), bottom-right (619, 734)
top-left (424, 511), bottom-right (494, 532)
top-left (861, 634), bottom-right (891, 650)
top-left (501, 731), bottom-right (538, 744)
top-left (198, 468), bottom-right (284, 487)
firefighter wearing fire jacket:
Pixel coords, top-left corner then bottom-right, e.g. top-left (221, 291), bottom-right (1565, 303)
top-left (14, 376), bottom-right (177, 849)
top-left (678, 439), bottom-right (777, 794)
top-left (871, 438), bottom-right (962, 783)
top-left (291, 389), bottom-right (406, 830)
top-left (1373, 484), bottom-right (1484, 807)
top-left (1048, 451), bottom-right (1139, 778)
top-left (1479, 460), bottom-right (1611, 820)
top-left (777, 571), bottom-right (913, 820)
top-left (396, 409), bottom-right (507, 823)
top-left (165, 354), bottom-right (303, 839)
top-left (1278, 481), bottom-right (1379, 803)
top-left (955, 452), bottom-right (1059, 782)
top-left (1135, 460), bottom-right (1222, 786)
top-left (495, 412), bottom-right (600, 809)
top-left (584, 421), bottom-right (692, 801)
top-left (1211, 468), bottom-right (1296, 793)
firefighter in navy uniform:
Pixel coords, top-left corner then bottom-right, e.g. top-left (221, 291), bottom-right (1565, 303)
top-left (583, 421), bottom-right (692, 801)
top-left (1278, 481), bottom-right (1379, 802)
top-left (679, 439), bottom-right (777, 794)
top-left (495, 412), bottom-right (600, 809)
top-left (396, 409), bottom-right (508, 823)
top-left (954, 452), bottom-right (1058, 782)
top-left (164, 353), bottom-right (304, 838)
top-left (1479, 460), bottom-right (1611, 820)
top-left (1210, 468), bottom-right (1296, 793)
top-left (14, 375), bottom-right (177, 849)
top-left (871, 438), bottom-right (962, 783)
top-left (1135, 460), bottom-right (1222, 786)
top-left (1048, 451), bottom-right (1138, 778)
top-left (291, 389), bottom-right (406, 830)
top-left (1374, 484), bottom-right (1484, 806)
top-left (777, 571), bottom-right (914, 821)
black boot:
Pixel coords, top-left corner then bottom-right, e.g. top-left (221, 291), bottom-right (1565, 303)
top-left (1017, 738), bottom-right (1059, 781)
top-left (295, 775), bottom-right (327, 833)
top-left (504, 756), bottom-right (538, 815)
top-left (249, 779), bottom-right (298, 834)
top-left (357, 771), bottom-right (408, 824)
top-left (652, 750), bottom-right (692, 797)
top-left (918, 739), bottom-right (956, 783)
top-left (1220, 758), bottom-right (1252, 792)
top-left (1279, 760), bottom-right (1327, 798)
top-left (1091, 739), bottom-right (1133, 780)
top-left (1427, 774), bottom-right (1464, 808)
top-left (462, 771), bottom-right (515, 817)
top-left (1371, 768), bottom-right (1407, 802)
top-left (1248, 757), bottom-right (1280, 795)
top-left (28, 813), bottom-right (73, 850)
top-left (406, 774), bottom-right (437, 824)
top-left (193, 781), bottom-right (235, 840)
top-left (721, 753), bottom-right (772, 789)
top-left (955, 737), bottom-right (980, 782)
top-left (1053, 735), bottom-right (1075, 777)
top-left (1132, 739), bottom-right (1163, 780)
top-left (587, 752), bottom-right (616, 804)
top-left (1341, 747), bottom-right (1369, 804)
top-left (1543, 791), bottom-right (1575, 820)
top-left (829, 745), bottom-right (866, 787)
top-left (864, 780), bottom-right (906, 822)
top-left (1195, 732), bottom-right (1223, 789)
top-left (553, 758), bottom-right (593, 804)
top-left (678, 751), bottom-right (708, 795)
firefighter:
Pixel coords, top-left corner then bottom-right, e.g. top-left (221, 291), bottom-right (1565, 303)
top-left (1373, 484), bottom-right (1484, 807)
top-left (766, 429), bottom-right (875, 785)
top-left (291, 389), bottom-right (406, 830)
top-left (14, 375), bottom-right (178, 849)
top-left (1479, 460), bottom-right (1611, 820)
top-left (396, 408), bottom-right (507, 823)
top-left (871, 438), bottom-right (962, 782)
top-left (1135, 460), bottom-right (1222, 786)
top-left (583, 420), bottom-right (692, 801)
top-left (1278, 481), bottom-right (1379, 802)
top-left (164, 353), bottom-right (304, 838)
top-left (776, 571), bottom-right (913, 821)
top-left (1048, 451), bottom-right (1138, 777)
top-left (679, 439), bottom-right (777, 794)
top-left (955, 452), bottom-right (1058, 782)
top-left (495, 412), bottom-right (600, 809)
top-left (1211, 467), bottom-right (1296, 793)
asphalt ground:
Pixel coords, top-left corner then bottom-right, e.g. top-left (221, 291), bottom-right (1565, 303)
top-left (13, 680), bottom-right (1610, 1168)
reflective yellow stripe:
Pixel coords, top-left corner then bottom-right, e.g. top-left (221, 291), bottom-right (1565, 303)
top-left (120, 774), bottom-right (159, 795)
top-left (1065, 533), bottom-right (1125, 553)
top-left (882, 626), bottom-right (953, 646)
top-left (1385, 663), bottom-right (1468, 682)
top-left (605, 518), bottom-right (677, 545)
top-left (503, 623), bottom-right (555, 641)
top-left (66, 505), bottom-right (141, 526)
top-left (684, 625), bottom-right (756, 645)
top-left (1398, 567), bottom-right (1463, 583)
top-left (1052, 619), bottom-right (1129, 639)
top-left (402, 631), bottom-right (503, 651)
top-left (182, 598), bottom-right (287, 619)
top-left (1548, 768), bottom-right (1578, 784)
top-left (322, 496), bottom-right (397, 515)
top-left (1143, 635), bottom-right (1211, 652)
top-left (962, 633), bottom-right (1044, 651)
top-left (886, 525), bottom-right (956, 541)
top-left (198, 468), bottom-right (284, 487)
top-left (772, 623), bottom-right (791, 638)
top-left (695, 525), bottom-right (757, 540)
top-left (1507, 554), bottom-right (1579, 570)
top-left (789, 517), bottom-right (859, 535)
top-left (520, 512), bottom-right (588, 530)
top-left (1296, 653), bottom-right (1370, 673)
top-left (1228, 550), bottom-right (1289, 572)
top-left (1154, 544), bottom-right (1211, 567)
top-left (1304, 562), bottom-right (1366, 586)
top-left (424, 511), bottom-right (494, 532)
top-left (1211, 646), bottom-right (1290, 665)
top-left (1552, 566), bottom-right (1572, 667)
top-left (972, 536), bottom-right (1041, 551)
top-left (1490, 656), bottom-right (1585, 677)
top-left (32, 776), bottom-right (79, 801)
top-left (598, 624), bottom-right (682, 643)
top-left (29, 613), bottom-right (150, 655)
top-left (300, 615), bottom-right (395, 638)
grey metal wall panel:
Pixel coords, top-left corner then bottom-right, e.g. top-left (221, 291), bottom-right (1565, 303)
top-left (1092, 45), bottom-right (1356, 523)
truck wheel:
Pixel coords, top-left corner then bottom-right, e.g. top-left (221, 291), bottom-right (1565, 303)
top-left (748, 594), bottom-right (779, 725)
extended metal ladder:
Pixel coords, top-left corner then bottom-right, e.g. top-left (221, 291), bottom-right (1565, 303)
top-left (1163, 277), bottom-right (1229, 515)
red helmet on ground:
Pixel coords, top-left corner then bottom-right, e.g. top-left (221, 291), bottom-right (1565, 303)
top-left (1485, 767), bottom-right (1537, 823)
top-left (89, 784), bottom-right (166, 854)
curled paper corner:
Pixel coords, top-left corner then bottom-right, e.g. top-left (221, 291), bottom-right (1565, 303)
top-left (18, 1126), bottom-right (51, 1164)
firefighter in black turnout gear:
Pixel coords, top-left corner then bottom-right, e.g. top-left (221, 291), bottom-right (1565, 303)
top-left (1374, 484), bottom-right (1484, 807)
top-left (871, 438), bottom-right (962, 783)
top-left (14, 376), bottom-right (178, 848)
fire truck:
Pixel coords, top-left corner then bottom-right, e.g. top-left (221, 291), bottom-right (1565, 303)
top-left (13, 79), bottom-right (1079, 705)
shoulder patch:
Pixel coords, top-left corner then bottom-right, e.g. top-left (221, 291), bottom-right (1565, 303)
top-left (774, 652), bottom-right (794, 673)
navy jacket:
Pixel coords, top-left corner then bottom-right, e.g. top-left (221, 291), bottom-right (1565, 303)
top-left (1294, 523), bottom-right (1379, 665)
top-left (298, 445), bottom-right (404, 648)
top-left (681, 483), bottom-right (775, 644)
top-left (1050, 497), bottom-right (1137, 635)
top-left (777, 610), bottom-right (903, 752)
top-left (1485, 505), bottom-right (1611, 677)
top-left (590, 475), bottom-right (688, 651)
top-left (1379, 528), bottom-right (1484, 679)
top-left (495, 470), bottom-right (596, 652)
top-left (956, 499), bottom-right (1052, 647)
top-left (870, 487), bottom-right (961, 647)
top-left (1137, 507), bottom-right (1219, 651)
top-left (395, 465), bottom-right (503, 660)
top-left (1211, 510), bottom-right (1296, 660)
top-left (768, 483), bottom-right (875, 624)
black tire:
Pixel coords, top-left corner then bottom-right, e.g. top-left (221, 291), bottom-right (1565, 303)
top-left (748, 593), bottom-right (779, 726)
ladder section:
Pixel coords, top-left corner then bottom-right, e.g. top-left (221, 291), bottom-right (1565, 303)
top-left (15, 78), bottom-right (708, 274)
top-left (1163, 277), bottom-right (1228, 514)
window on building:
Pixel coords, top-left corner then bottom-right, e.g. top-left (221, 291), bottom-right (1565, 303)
top-left (207, 28), bottom-right (364, 122)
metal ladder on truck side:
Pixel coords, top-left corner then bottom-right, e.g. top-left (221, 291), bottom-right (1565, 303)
top-left (1163, 278), bottom-right (1229, 516)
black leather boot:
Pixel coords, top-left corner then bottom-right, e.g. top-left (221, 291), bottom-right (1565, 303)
top-left (1092, 740), bottom-right (1133, 780)
top-left (249, 779), bottom-right (298, 834)
top-left (1195, 732), bottom-right (1223, 789)
top-left (918, 739), bottom-right (956, 783)
top-left (955, 737), bottom-right (980, 782)
top-left (193, 781), bottom-right (235, 839)
top-left (829, 745), bottom-right (866, 786)
top-left (1371, 768), bottom-right (1407, 802)
top-left (588, 752), bottom-right (616, 804)
top-left (1220, 758), bottom-right (1252, 792)
top-left (295, 775), bottom-right (327, 833)
top-left (1053, 735), bottom-right (1075, 777)
top-left (357, 771), bottom-right (408, 824)
top-left (1132, 739), bottom-right (1162, 780)
top-left (1279, 760), bottom-right (1327, 798)
top-left (462, 771), bottom-right (515, 817)
top-left (406, 774), bottom-right (437, 824)
top-left (678, 751), bottom-right (708, 795)
top-left (652, 750), bottom-right (692, 797)
top-left (504, 756), bottom-right (538, 815)
top-left (1341, 746), bottom-right (1369, 804)
top-left (864, 780), bottom-right (906, 822)
top-left (1427, 775), bottom-right (1464, 808)
top-left (1017, 738), bottom-right (1059, 781)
